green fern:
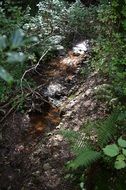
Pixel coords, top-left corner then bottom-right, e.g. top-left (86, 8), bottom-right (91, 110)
top-left (97, 113), bottom-right (118, 147)
top-left (61, 129), bottom-right (78, 140)
top-left (61, 129), bottom-right (93, 151)
top-left (68, 148), bottom-right (101, 169)
top-left (60, 129), bottom-right (79, 145)
top-left (62, 112), bottom-right (120, 171)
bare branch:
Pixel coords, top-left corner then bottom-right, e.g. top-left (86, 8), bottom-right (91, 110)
top-left (20, 48), bottom-right (51, 94)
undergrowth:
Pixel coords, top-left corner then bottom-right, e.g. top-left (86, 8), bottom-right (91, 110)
top-left (0, 0), bottom-right (126, 188)
top-left (62, 111), bottom-right (126, 189)
top-left (62, 0), bottom-right (126, 189)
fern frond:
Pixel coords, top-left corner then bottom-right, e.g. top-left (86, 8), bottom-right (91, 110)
top-left (68, 148), bottom-right (101, 169)
top-left (73, 132), bottom-right (93, 151)
top-left (97, 113), bottom-right (118, 147)
top-left (60, 129), bottom-right (78, 142)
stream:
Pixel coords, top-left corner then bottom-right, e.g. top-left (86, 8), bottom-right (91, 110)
top-left (0, 40), bottom-right (106, 190)
top-left (28, 40), bottom-right (90, 134)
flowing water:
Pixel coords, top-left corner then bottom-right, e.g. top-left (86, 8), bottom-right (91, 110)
top-left (29, 40), bottom-right (90, 133)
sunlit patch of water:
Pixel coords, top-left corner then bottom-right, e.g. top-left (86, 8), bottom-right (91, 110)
top-left (29, 106), bottom-right (61, 134)
top-left (73, 40), bottom-right (89, 55)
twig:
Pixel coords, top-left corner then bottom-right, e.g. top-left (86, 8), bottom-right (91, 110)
top-left (32, 91), bottom-right (49, 104)
top-left (0, 84), bottom-right (51, 123)
top-left (0, 102), bottom-right (18, 123)
top-left (20, 48), bottom-right (51, 94)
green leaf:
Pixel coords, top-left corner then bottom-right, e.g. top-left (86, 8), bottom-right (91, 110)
top-left (7, 52), bottom-right (26, 63)
top-left (103, 144), bottom-right (119, 157)
top-left (0, 66), bottom-right (13, 84)
top-left (116, 154), bottom-right (125, 161)
top-left (11, 29), bottom-right (24, 49)
top-left (118, 137), bottom-right (126, 148)
top-left (122, 149), bottom-right (126, 156)
top-left (115, 160), bottom-right (126, 170)
top-left (117, 112), bottom-right (126, 121)
top-left (0, 35), bottom-right (7, 50)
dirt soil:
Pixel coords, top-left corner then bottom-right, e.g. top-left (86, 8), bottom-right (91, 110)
top-left (0, 45), bottom-right (107, 190)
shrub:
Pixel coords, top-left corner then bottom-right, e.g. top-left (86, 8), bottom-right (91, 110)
top-left (0, 1), bottom-right (36, 102)
top-left (92, 0), bottom-right (126, 102)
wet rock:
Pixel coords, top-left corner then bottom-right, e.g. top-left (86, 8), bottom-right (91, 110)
top-left (56, 45), bottom-right (66, 56)
top-left (45, 82), bottom-right (65, 97)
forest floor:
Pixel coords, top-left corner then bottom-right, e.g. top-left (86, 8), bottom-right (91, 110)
top-left (0, 41), bottom-right (108, 190)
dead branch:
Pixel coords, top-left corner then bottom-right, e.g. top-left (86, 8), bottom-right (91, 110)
top-left (20, 48), bottom-right (51, 94)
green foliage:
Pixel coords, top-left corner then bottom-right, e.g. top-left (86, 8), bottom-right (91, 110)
top-left (23, 0), bottom-right (69, 56)
top-left (68, 148), bottom-right (101, 169)
top-left (68, 1), bottom-right (98, 38)
top-left (0, 29), bottom-right (26, 91)
top-left (0, 30), bottom-right (38, 103)
top-left (63, 114), bottom-right (118, 168)
top-left (103, 136), bottom-right (126, 169)
top-left (0, 0), bottom-right (126, 188)
top-left (0, 0), bottom-right (30, 35)
top-left (63, 111), bottom-right (126, 189)
top-left (61, 0), bottom-right (126, 189)
top-left (97, 113), bottom-right (118, 147)
top-left (22, 0), bottom-right (98, 55)
top-left (0, 29), bottom-right (27, 82)
top-left (61, 129), bottom-right (79, 145)
top-left (0, 0), bottom-right (40, 103)
top-left (11, 29), bottom-right (25, 49)
top-left (0, 2), bottom-right (28, 101)
top-left (103, 144), bottom-right (119, 157)
top-left (0, 66), bottom-right (13, 84)
top-left (92, 1), bottom-right (126, 102)
top-left (118, 137), bottom-right (126, 148)
top-left (115, 156), bottom-right (126, 170)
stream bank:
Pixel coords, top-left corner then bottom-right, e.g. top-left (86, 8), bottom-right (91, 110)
top-left (0, 41), bottom-right (107, 190)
